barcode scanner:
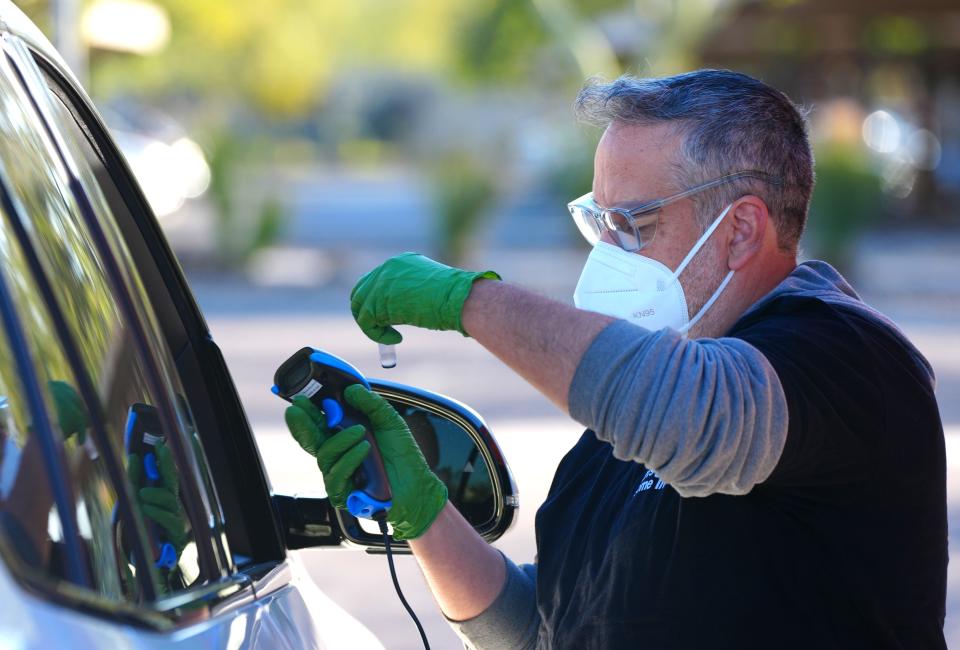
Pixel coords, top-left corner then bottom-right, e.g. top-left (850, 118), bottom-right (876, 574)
top-left (123, 403), bottom-right (178, 570)
top-left (272, 347), bottom-right (393, 520)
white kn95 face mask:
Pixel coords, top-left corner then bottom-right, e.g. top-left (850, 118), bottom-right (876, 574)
top-left (573, 203), bottom-right (734, 335)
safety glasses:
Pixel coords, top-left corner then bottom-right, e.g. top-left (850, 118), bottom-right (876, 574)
top-left (567, 170), bottom-right (782, 252)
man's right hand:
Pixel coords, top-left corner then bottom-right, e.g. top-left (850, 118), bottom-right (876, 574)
top-left (350, 253), bottom-right (500, 344)
top-left (285, 385), bottom-right (448, 541)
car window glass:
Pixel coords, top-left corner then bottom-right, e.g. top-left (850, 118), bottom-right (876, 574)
top-left (0, 258), bottom-right (71, 585)
top-left (0, 50), bottom-right (203, 598)
top-left (0, 199), bottom-right (141, 597)
top-left (16, 45), bottom-right (230, 565)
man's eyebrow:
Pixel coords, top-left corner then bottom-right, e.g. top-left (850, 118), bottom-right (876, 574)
top-left (595, 193), bottom-right (660, 211)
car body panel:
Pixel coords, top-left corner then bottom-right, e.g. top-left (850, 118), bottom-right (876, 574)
top-left (0, 552), bottom-right (382, 649)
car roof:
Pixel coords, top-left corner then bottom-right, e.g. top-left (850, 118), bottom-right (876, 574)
top-left (0, 0), bottom-right (84, 93)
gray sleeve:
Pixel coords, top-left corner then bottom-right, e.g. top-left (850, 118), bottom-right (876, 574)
top-left (446, 551), bottom-right (539, 650)
top-left (568, 320), bottom-right (788, 498)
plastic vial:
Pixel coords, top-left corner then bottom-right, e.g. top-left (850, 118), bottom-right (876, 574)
top-left (378, 344), bottom-right (397, 369)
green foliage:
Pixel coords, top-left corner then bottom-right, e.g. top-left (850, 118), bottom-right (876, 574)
top-left (429, 153), bottom-right (497, 265)
top-left (455, 0), bottom-right (552, 84)
top-left (807, 143), bottom-right (883, 269)
top-left (862, 16), bottom-right (929, 56)
top-left (543, 130), bottom-right (600, 246)
top-left (205, 131), bottom-right (286, 266)
top-left (544, 131), bottom-right (598, 197)
top-left (244, 196), bottom-right (286, 260)
top-left (205, 129), bottom-right (239, 254)
top-left (90, 0), bottom-right (467, 117)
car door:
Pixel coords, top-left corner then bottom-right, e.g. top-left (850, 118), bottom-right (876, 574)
top-left (0, 28), bottom-right (345, 649)
top-left (0, 22), bottom-right (385, 650)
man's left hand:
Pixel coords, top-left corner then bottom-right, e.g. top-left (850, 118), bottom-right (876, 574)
top-left (48, 380), bottom-right (88, 444)
top-left (350, 253), bottom-right (500, 344)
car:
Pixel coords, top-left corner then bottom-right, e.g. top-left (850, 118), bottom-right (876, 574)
top-left (0, 2), bottom-right (518, 648)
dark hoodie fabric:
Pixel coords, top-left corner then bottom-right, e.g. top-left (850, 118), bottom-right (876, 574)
top-left (453, 261), bottom-right (946, 650)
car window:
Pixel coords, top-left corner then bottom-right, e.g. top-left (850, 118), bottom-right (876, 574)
top-left (0, 46), bottom-right (209, 600)
top-left (0, 266), bottom-right (75, 586)
top-left (0, 186), bottom-right (150, 599)
top-left (23, 53), bottom-right (267, 573)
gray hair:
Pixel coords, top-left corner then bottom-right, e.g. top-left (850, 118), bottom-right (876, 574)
top-left (575, 70), bottom-right (814, 251)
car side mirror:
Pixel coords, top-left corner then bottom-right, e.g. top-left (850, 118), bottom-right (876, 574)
top-left (273, 379), bottom-right (518, 552)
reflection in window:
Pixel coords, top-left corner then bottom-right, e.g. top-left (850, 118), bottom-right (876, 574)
top-left (0, 55), bottom-right (201, 600)
top-left (0, 379), bottom-right (68, 580)
top-left (0, 204), bottom-right (127, 596)
top-left (29, 46), bottom-right (228, 571)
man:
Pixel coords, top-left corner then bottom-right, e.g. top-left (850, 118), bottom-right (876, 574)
top-left (286, 70), bottom-right (947, 648)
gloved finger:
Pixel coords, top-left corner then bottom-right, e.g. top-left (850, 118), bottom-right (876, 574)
top-left (291, 396), bottom-right (327, 431)
top-left (315, 425), bottom-right (367, 474)
top-left (324, 440), bottom-right (371, 502)
top-left (353, 301), bottom-right (404, 345)
top-left (155, 442), bottom-right (180, 497)
top-left (350, 275), bottom-right (404, 344)
top-left (365, 325), bottom-right (403, 345)
top-left (127, 453), bottom-right (142, 488)
top-left (48, 380), bottom-right (88, 438)
top-left (139, 487), bottom-right (180, 512)
top-left (343, 384), bottom-right (406, 432)
top-left (285, 405), bottom-right (325, 456)
top-left (142, 504), bottom-right (186, 538)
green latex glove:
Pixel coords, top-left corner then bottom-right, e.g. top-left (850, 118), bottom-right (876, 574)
top-left (285, 385), bottom-right (448, 541)
top-left (127, 442), bottom-right (189, 557)
top-left (350, 252), bottom-right (500, 344)
top-left (48, 380), bottom-right (88, 444)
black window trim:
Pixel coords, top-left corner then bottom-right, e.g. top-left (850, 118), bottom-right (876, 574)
top-left (26, 46), bottom-right (288, 574)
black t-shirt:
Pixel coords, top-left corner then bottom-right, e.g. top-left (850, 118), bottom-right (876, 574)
top-left (534, 295), bottom-right (947, 649)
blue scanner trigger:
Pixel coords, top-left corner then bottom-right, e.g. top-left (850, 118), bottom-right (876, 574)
top-left (155, 542), bottom-right (177, 570)
top-left (346, 490), bottom-right (391, 519)
top-left (144, 452), bottom-right (160, 481)
top-left (270, 385), bottom-right (280, 395)
top-left (321, 398), bottom-right (343, 428)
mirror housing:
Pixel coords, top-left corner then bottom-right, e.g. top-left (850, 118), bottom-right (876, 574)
top-left (272, 379), bottom-right (518, 552)
top-left (272, 494), bottom-right (342, 549)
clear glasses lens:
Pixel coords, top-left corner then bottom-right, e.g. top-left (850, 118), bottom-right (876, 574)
top-left (568, 202), bottom-right (602, 245)
top-left (568, 194), bottom-right (659, 251)
top-left (602, 210), bottom-right (640, 251)
top-left (632, 212), bottom-right (659, 249)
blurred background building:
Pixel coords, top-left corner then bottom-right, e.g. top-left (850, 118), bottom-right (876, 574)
top-left (15, 1), bottom-right (960, 648)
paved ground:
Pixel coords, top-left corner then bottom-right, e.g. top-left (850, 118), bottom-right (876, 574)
top-left (186, 242), bottom-right (960, 650)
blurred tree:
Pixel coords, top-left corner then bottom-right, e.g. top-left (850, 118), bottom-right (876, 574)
top-left (429, 151), bottom-right (497, 265)
top-left (454, 0), bottom-right (622, 88)
top-left (89, 0), bottom-right (469, 117)
top-left (807, 143), bottom-right (883, 271)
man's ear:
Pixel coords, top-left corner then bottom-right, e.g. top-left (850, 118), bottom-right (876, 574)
top-left (726, 195), bottom-right (769, 271)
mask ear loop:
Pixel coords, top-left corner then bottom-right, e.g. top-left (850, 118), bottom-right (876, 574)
top-left (670, 203), bottom-right (733, 281)
top-left (671, 203), bottom-right (734, 335)
top-left (680, 269), bottom-right (734, 334)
